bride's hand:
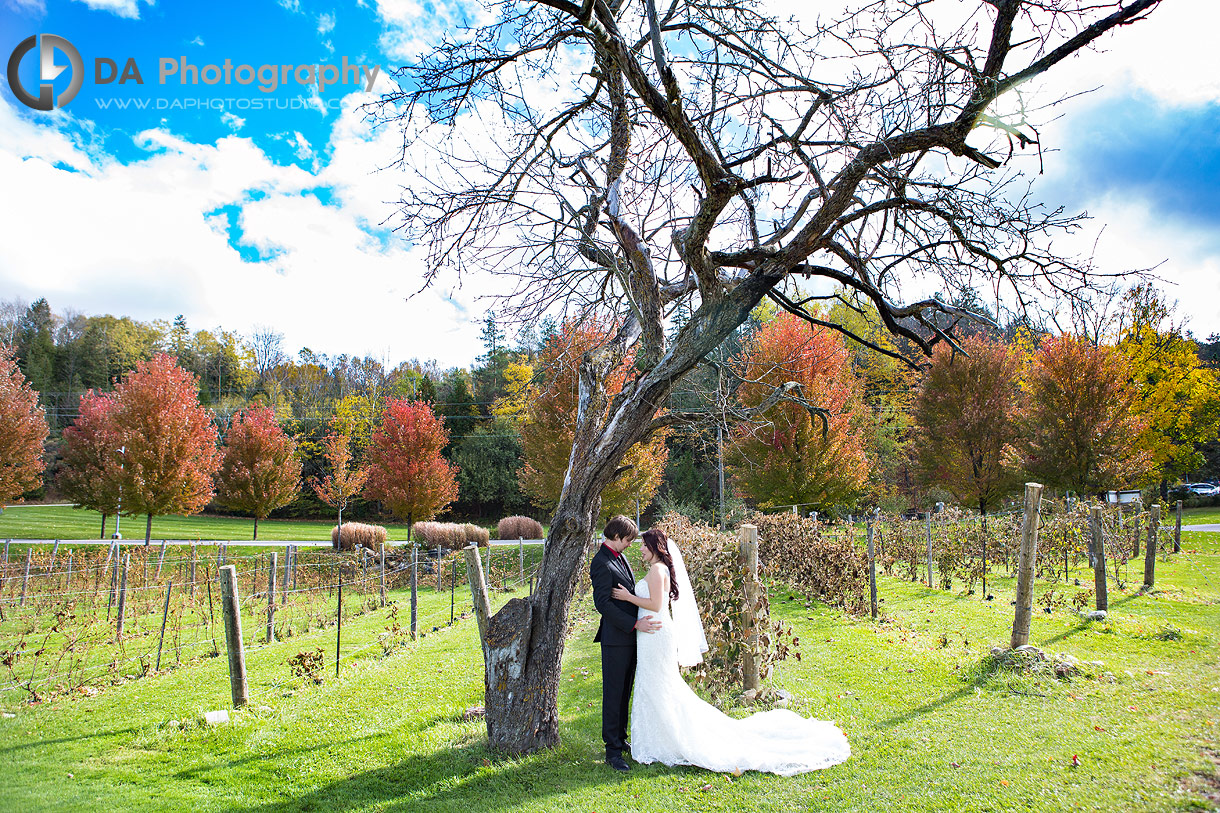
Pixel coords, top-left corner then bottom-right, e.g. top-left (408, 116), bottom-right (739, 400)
top-left (611, 585), bottom-right (633, 602)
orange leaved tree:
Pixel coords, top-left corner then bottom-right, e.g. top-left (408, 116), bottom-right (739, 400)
top-left (216, 407), bottom-right (302, 540)
top-left (727, 312), bottom-right (868, 510)
top-left (311, 431), bottom-right (370, 550)
top-left (518, 320), bottom-right (668, 521)
top-left (1021, 335), bottom-right (1153, 495)
top-left (363, 398), bottom-right (459, 537)
top-left (0, 345), bottom-right (48, 506)
top-left (112, 353), bottom-right (221, 544)
top-left (913, 336), bottom-right (1023, 515)
top-left (58, 389), bottom-right (123, 538)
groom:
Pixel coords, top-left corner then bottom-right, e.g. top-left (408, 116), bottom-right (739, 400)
top-left (590, 515), bottom-right (661, 772)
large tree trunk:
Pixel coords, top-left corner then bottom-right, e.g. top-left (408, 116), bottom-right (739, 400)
top-left (481, 280), bottom-right (772, 753)
top-left (145, 513), bottom-right (153, 546)
top-left (482, 493), bottom-right (600, 752)
top-left (100, 513), bottom-right (108, 540)
top-left (253, 516), bottom-right (259, 540)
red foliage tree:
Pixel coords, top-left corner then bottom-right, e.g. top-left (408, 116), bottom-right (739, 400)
top-left (727, 313), bottom-right (869, 510)
top-left (913, 336), bottom-right (1023, 515)
top-left (1021, 335), bottom-right (1153, 495)
top-left (58, 389), bottom-right (124, 538)
top-left (518, 320), bottom-right (668, 519)
top-left (112, 353), bottom-right (221, 544)
top-left (363, 398), bottom-right (458, 534)
top-left (310, 431), bottom-right (370, 550)
top-left (0, 346), bottom-right (49, 505)
top-left (216, 407), bottom-right (302, 539)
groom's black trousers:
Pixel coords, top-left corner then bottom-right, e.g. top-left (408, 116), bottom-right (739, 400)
top-left (600, 643), bottom-right (636, 758)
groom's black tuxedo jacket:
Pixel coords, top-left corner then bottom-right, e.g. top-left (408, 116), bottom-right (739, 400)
top-left (591, 544), bottom-right (638, 647)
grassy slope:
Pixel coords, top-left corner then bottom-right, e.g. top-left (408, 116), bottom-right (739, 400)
top-left (1, 534), bottom-right (1217, 812)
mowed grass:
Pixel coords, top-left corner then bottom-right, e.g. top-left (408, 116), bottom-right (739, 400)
top-left (1, 530), bottom-right (1217, 811)
top-left (0, 505), bottom-right (453, 543)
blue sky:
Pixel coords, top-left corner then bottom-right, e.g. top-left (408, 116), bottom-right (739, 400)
top-left (1, 0), bottom-right (1218, 370)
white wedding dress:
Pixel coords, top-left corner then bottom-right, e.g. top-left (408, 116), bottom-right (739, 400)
top-left (629, 574), bottom-right (852, 775)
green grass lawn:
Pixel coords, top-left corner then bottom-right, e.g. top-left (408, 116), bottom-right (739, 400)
top-left (0, 503), bottom-right (415, 543)
top-left (1, 527), bottom-right (1217, 811)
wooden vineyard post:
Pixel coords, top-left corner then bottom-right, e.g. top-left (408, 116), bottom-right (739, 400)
top-left (335, 570), bottom-right (343, 678)
top-left (50, 540), bottom-right (59, 566)
top-left (1144, 504), bottom-right (1160, 590)
top-left (410, 546), bottom-right (418, 640)
top-left (19, 548), bottom-right (32, 607)
top-left (464, 545), bottom-right (492, 656)
top-left (739, 523), bottom-right (761, 694)
top-left (156, 539), bottom-right (167, 580)
top-left (1010, 483), bottom-right (1045, 649)
top-left (519, 536), bottom-right (525, 586)
top-left (1091, 506), bottom-right (1107, 612)
top-left (865, 518), bottom-right (878, 620)
top-left (379, 546), bottom-right (386, 607)
top-left (219, 565), bottom-right (249, 707)
top-left (190, 543), bottom-right (197, 599)
top-left (116, 554), bottom-right (130, 639)
top-left (282, 547), bottom-right (290, 606)
top-left (450, 556), bottom-right (456, 625)
top-left (66, 549), bottom-right (73, 589)
top-left (926, 512), bottom-right (933, 588)
top-left (266, 551), bottom-right (277, 643)
top-left (156, 580), bottom-right (174, 670)
top-left (1174, 500), bottom-right (1182, 554)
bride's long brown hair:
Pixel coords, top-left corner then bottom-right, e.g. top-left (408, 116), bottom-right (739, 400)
top-left (641, 529), bottom-right (679, 601)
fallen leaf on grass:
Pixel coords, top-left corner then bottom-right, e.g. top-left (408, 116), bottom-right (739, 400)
top-left (1146, 670), bottom-right (1169, 676)
top-left (1000, 780), bottom-right (1010, 787)
top-left (1071, 755), bottom-right (1080, 767)
top-left (1094, 725), bottom-right (1107, 732)
top-left (949, 763), bottom-right (961, 769)
top-left (699, 783), bottom-right (713, 792)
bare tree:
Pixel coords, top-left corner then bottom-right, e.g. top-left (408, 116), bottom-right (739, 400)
top-left (375, 0), bottom-right (1161, 753)
top-left (248, 326), bottom-right (287, 392)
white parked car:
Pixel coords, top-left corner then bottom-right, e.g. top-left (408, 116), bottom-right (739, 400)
top-left (1187, 482), bottom-right (1219, 497)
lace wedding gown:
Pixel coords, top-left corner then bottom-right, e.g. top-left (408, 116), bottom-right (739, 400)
top-left (630, 576), bottom-right (851, 775)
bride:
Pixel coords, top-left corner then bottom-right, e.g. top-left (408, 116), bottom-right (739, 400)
top-left (610, 528), bottom-right (851, 775)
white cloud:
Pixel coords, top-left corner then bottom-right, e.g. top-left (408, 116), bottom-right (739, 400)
top-left (317, 12), bottom-right (335, 34)
top-left (373, 0), bottom-right (496, 61)
top-left (69, 0), bottom-right (152, 19)
top-left (189, 35), bottom-right (204, 47)
top-left (0, 96), bottom-right (487, 368)
top-left (277, 0), bottom-right (301, 13)
top-left (290, 130), bottom-right (313, 159)
top-left (221, 112), bottom-right (245, 131)
top-left (6, 0), bottom-right (46, 13)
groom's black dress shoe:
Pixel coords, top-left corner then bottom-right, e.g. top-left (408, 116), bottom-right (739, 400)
top-left (605, 754), bottom-right (631, 772)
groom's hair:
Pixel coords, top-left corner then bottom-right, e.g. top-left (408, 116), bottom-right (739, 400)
top-left (603, 515), bottom-right (638, 541)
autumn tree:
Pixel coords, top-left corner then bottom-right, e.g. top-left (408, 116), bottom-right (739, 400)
top-left (311, 430), bottom-right (370, 549)
top-left (58, 389), bottom-right (123, 537)
top-left (112, 353), bottom-right (221, 544)
top-left (0, 345), bottom-right (49, 505)
top-left (376, 0), bottom-right (1162, 751)
top-left (363, 398), bottom-right (459, 535)
top-left (1021, 335), bottom-right (1153, 495)
top-left (913, 337), bottom-right (1023, 515)
top-left (519, 321), bottom-right (669, 520)
top-left (1115, 285), bottom-right (1220, 491)
top-left (215, 407), bottom-right (302, 540)
top-left (727, 312), bottom-right (868, 511)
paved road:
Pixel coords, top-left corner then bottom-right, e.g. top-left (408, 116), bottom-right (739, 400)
top-left (1182, 524), bottom-right (1220, 532)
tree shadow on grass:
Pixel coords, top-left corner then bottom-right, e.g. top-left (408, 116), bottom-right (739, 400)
top-left (0, 725), bottom-right (139, 754)
top-left (233, 730), bottom-right (621, 813)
